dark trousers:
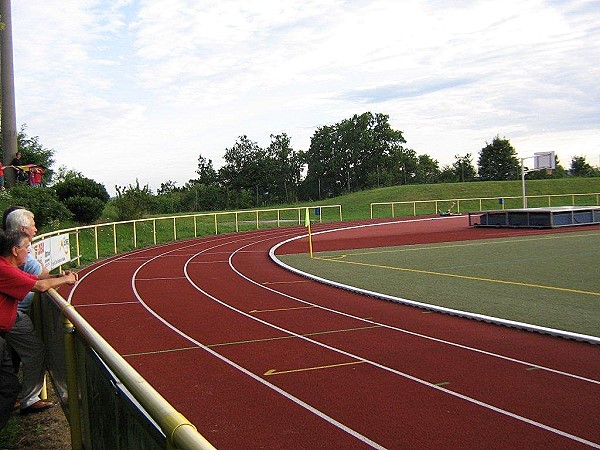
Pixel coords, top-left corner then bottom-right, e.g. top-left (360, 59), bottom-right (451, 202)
top-left (0, 336), bottom-right (20, 430)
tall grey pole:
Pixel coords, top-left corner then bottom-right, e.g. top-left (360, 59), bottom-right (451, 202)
top-left (521, 158), bottom-right (527, 209)
top-left (1, 0), bottom-right (18, 187)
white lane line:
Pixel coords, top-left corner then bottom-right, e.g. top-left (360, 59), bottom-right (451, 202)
top-left (128, 231), bottom-right (387, 449)
top-left (224, 227), bottom-right (599, 448)
top-left (73, 221), bottom-right (598, 448)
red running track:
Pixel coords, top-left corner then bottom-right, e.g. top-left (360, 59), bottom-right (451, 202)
top-left (61, 216), bottom-right (600, 449)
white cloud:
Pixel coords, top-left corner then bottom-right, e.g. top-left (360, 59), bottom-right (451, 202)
top-left (9, 0), bottom-right (600, 195)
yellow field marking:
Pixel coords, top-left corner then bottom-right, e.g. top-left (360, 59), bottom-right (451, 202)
top-left (123, 326), bottom-right (383, 357)
top-left (264, 360), bottom-right (366, 376)
top-left (313, 257), bottom-right (600, 297)
top-left (250, 306), bottom-right (315, 313)
top-left (208, 325), bottom-right (382, 348)
top-left (122, 346), bottom-right (199, 357)
top-left (320, 231), bottom-right (600, 258)
top-left (76, 301), bottom-right (139, 307)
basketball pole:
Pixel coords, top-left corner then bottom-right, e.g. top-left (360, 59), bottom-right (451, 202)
top-left (521, 157), bottom-right (529, 209)
top-left (521, 152), bottom-right (556, 209)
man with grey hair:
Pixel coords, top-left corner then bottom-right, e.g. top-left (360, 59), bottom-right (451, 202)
top-left (1, 208), bottom-right (78, 414)
top-left (4, 208), bottom-right (53, 313)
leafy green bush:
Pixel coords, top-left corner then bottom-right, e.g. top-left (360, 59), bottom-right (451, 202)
top-left (52, 176), bottom-right (110, 224)
top-left (54, 177), bottom-right (110, 203)
top-left (113, 181), bottom-right (156, 220)
top-left (6, 185), bottom-right (72, 229)
top-left (63, 196), bottom-right (105, 224)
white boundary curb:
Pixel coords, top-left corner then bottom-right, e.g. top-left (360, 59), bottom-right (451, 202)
top-left (269, 218), bottom-right (600, 345)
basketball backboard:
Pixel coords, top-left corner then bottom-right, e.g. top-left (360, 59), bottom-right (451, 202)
top-left (534, 151), bottom-right (556, 170)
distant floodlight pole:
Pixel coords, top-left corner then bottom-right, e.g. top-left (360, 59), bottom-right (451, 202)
top-left (1, 0), bottom-right (19, 187)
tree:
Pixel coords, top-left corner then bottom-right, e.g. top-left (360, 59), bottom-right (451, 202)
top-left (301, 124), bottom-right (340, 198)
top-left (193, 154), bottom-right (218, 186)
top-left (218, 135), bottom-right (271, 206)
top-left (157, 180), bottom-right (178, 195)
top-left (452, 153), bottom-right (477, 182)
top-left (219, 136), bottom-right (260, 190)
top-left (302, 112), bottom-right (407, 198)
top-left (570, 156), bottom-right (595, 177)
top-left (51, 165), bottom-right (84, 184)
top-left (7, 185), bottom-right (72, 228)
top-left (384, 146), bottom-right (418, 186)
top-left (0, 124), bottom-right (55, 184)
top-left (414, 154), bottom-right (441, 184)
top-left (477, 136), bottom-right (520, 181)
top-left (266, 133), bottom-right (303, 203)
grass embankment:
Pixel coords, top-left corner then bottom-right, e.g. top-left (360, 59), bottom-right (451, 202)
top-left (314, 178), bottom-right (600, 219)
top-left (0, 178), bottom-right (597, 266)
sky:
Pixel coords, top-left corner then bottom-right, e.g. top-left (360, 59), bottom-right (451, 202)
top-left (9, 0), bottom-right (600, 195)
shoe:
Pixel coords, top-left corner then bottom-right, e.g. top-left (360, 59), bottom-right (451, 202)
top-left (20, 400), bottom-right (55, 415)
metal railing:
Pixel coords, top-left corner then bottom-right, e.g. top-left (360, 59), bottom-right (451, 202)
top-left (35, 205), bottom-right (342, 266)
top-left (32, 204), bottom-right (343, 449)
top-left (36, 290), bottom-right (216, 450)
top-left (370, 193), bottom-right (600, 218)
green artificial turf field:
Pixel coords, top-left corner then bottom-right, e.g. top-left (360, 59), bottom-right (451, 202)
top-left (279, 230), bottom-right (600, 337)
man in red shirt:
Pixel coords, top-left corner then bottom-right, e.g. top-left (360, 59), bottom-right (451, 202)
top-left (0, 230), bottom-right (77, 415)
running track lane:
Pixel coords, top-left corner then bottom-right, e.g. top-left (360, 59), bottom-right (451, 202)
top-left (62, 217), bottom-right (600, 449)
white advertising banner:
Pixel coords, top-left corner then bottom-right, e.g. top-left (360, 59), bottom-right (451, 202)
top-left (32, 234), bottom-right (71, 271)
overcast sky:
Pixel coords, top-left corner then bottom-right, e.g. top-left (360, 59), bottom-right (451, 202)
top-left (10, 0), bottom-right (600, 195)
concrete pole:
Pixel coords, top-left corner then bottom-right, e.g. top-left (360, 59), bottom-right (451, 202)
top-left (1, 0), bottom-right (18, 187)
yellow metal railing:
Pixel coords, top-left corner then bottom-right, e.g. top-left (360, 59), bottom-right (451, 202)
top-left (34, 205), bottom-right (342, 266)
top-left (32, 204), bottom-right (342, 449)
top-left (38, 290), bottom-right (215, 450)
top-left (370, 193), bottom-right (600, 218)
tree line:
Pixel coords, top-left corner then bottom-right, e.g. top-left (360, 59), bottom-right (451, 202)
top-left (157, 111), bottom-right (596, 211)
top-left (1, 113), bottom-right (599, 223)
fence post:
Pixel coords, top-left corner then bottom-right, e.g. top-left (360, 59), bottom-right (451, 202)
top-left (93, 227), bottom-right (99, 260)
top-left (63, 314), bottom-right (83, 450)
top-left (75, 229), bottom-right (81, 266)
top-left (32, 292), bottom-right (47, 400)
top-left (113, 223), bottom-right (117, 255)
